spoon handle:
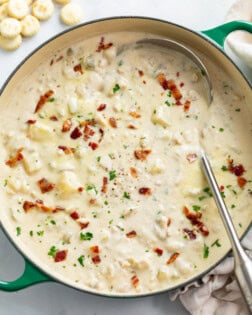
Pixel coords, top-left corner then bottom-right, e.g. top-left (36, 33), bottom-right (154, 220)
top-left (200, 150), bottom-right (252, 313)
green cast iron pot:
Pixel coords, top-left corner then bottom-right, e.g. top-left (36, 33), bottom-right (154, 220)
top-left (0, 16), bottom-right (251, 296)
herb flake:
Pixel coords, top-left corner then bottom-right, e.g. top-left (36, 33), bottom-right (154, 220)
top-left (80, 232), bottom-right (93, 241)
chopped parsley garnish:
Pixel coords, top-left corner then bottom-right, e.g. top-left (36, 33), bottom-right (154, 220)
top-left (104, 200), bottom-right (109, 205)
top-left (198, 195), bottom-right (206, 201)
top-left (123, 192), bottom-right (131, 199)
top-left (113, 83), bottom-right (120, 93)
top-left (50, 220), bottom-right (56, 225)
top-left (97, 156), bottom-right (101, 162)
top-left (16, 226), bottom-right (21, 236)
top-left (203, 187), bottom-right (213, 197)
top-left (231, 204), bottom-right (236, 209)
top-left (220, 191), bottom-right (226, 198)
top-left (219, 128), bottom-right (224, 132)
top-left (235, 108), bottom-right (241, 112)
top-left (29, 231), bottom-right (33, 237)
top-left (48, 246), bottom-right (58, 258)
top-left (203, 243), bottom-right (209, 258)
top-left (37, 230), bottom-right (44, 236)
top-left (80, 232), bottom-right (93, 241)
top-left (165, 100), bottom-right (171, 107)
top-left (109, 170), bottom-right (116, 181)
top-left (238, 223), bottom-right (243, 228)
top-left (48, 97), bottom-right (55, 102)
top-left (211, 239), bottom-right (221, 247)
top-left (221, 165), bottom-right (228, 171)
top-left (86, 184), bottom-right (98, 194)
top-left (3, 179), bottom-right (8, 187)
top-left (192, 205), bottom-right (201, 212)
top-left (77, 255), bottom-right (85, 267)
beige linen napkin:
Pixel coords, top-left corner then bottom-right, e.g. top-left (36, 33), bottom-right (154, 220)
top-left (170, 227), bottom-right (252, 315)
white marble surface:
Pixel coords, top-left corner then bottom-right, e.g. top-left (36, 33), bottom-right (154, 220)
top-left (0, 0), bottom-right (251, 314)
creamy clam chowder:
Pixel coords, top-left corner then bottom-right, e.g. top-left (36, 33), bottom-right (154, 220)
top-left (1, 32), bottom-right (252, 295)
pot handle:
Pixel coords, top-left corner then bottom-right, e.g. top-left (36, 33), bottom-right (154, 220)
top-left (201, 20), bottom-right (252, 48)
top-left (0, 258), bottom-right (51, 291)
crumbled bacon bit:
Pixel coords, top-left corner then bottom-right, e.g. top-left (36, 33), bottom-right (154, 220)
top-left (109, 117), bottom-right (117, 128)
top-left (70, 211), bottom-right (79, 220)
top-left (134, 149), bottom-right (152, 161)
top-left (138, 69), bottom-right (144, 76)
top-left (89, 198), bottom-right (96, 204)
top-left (78, 187), bottom-right (84, 192)
top-left (23, 201), bottom-right (35, 212)
top-left (126, 230), bottom-right (137, 238)
top-left (176, 100), bottom-right (182, 106)
top-left (49, 116), bottom-right (58, 121)
top-left (154, 248), bottom-right (163, 256)
top-left (198, 223), bottom-right (209, 236)
top-left (88, 142), bottom-right (98, 150)
top-left (129, 111), bottom-right (141, 118)
top-left (58, 145), bottom-right (75, 154)
top-left (183, 228), bottom-right (197, 240)
top-left (128, 124), bottom-right (137, 129)
top-left (101, 176), bottom-right (108, 193)
top-left (183, 206), bottom-right (209, 236)
top-left (62, 118), bottom-right (72, 132)
top-left (228, 160), bottom-right (245, 177)
top-left (83, 125), bottom-right (95, 141)
top-left (23, 200), bottom-right (64, 213)
top-left (219, 185), bottom-right (225, 191)
top-left (143, 80), bottom-right (146, 84)
top-left (70, 127), bottom-right (82, 139)
top-left (131, 275), bottom-right (139, 287)
top-left (176, 72), bottom-right (180, 77)
top-left (96, 36), bottom-right (113, 52)
top-left (97, 104), bottom-right (106, 111)
top-left (5, 148), bottom-right (24, 167)
top-left (180, 82), bottom-right (184, 87)
top-left (73, 64), bottom-right (83, 74)
top-left (79, 119), bottom-right (97, 127)
top-left (139, 187), bottom-right (152, 196)
top-left (90, 245), bottom-right (99, 253)
top-left (167, 218), bottom-right (171, 227)
top-left (237, 177), bottom-right (247, 188)
top-left (26, 119), bottom-right (36, 124)
top-left (98, 128), bottom-right (104, 143)
top-left (130, 167), bottom-right (138, 178)
top-left (157, 73), bottom-right (168, 90)
top-left (55, 250), bottom-right (68, 263)
top-left (92, 255), bottom-right (101, 264)
top-left (166, 252), bottom-right (180, 264)
top-left (183, 100), bottom-right (191, 112)
top-left (167, 79), bottom-right (182, 101)
top-left (34, 90), bottom-right (54, 113)
top-left (79, 221), bottom-right (89, 229)
top-left (186, 153), bottom-right (198, 163)
top-left (183, 205), bottom-right (202, 220)
top-left (37, 178), bottom-right (55, 194)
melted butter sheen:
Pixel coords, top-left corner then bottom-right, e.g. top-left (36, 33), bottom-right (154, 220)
top-left (1, 32), bottom-right (252, 295)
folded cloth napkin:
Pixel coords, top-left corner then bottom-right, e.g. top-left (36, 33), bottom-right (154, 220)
top-left (170, 227), bottom-right (252, 315)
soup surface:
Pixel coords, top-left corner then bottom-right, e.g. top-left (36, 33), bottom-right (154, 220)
top-left (0, 31), bottom-right (251, 295)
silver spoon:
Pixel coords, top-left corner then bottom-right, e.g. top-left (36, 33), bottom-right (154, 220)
top-left (201, 150), bottom-right (252, 313)
top-left (119, 38), bottom-right (213, 105)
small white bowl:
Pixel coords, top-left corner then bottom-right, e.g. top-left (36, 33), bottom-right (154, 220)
top-left (225, 0), bottom-right (252, 68)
